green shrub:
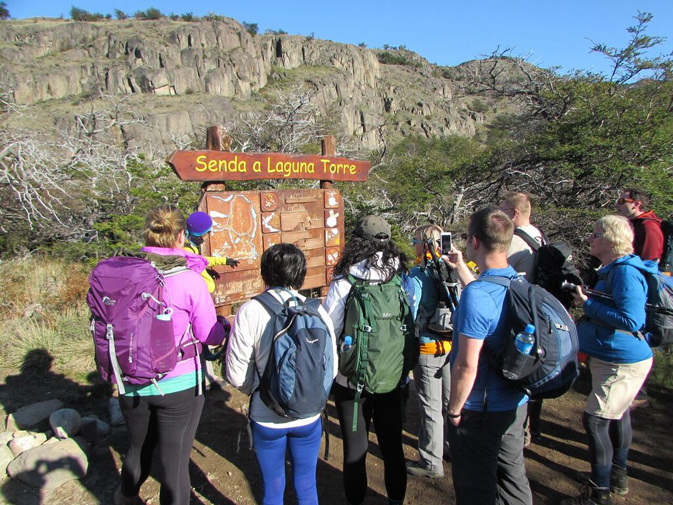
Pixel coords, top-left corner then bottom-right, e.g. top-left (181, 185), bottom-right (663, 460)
top-left (134, 7), bottom-right (164, 20)
top-left (377, 51), bottom-right (421, 68)
top-left (243, 21), bottom-right (258, 36)
top-left (70, 6), bottom-right (105, 21)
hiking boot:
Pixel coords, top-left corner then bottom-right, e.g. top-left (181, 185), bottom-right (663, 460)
top-left (610, 465), bottom-right (628, 495)
top-left (113, 486), bottom-right (139, 505)
top-left (405, 461), bottom-right (444, 479)
top-left (576, 469), bottom-right (627, 496)
top-left (561, 482), bottom-right (612, 505)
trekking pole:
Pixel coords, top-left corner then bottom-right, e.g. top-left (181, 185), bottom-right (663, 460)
top-left (561, 281), bottom-right (673, 316)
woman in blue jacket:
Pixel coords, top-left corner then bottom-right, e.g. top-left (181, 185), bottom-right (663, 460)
top-left (563, 215), bottom-right (655, 505)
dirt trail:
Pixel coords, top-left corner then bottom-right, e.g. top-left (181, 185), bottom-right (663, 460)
top-left (0, 369), bottom-right (672, 504)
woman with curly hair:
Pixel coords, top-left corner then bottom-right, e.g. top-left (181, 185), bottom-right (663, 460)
top-left (322, 215), bottom-right (410, 505)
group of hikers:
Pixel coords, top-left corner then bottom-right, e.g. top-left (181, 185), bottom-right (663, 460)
top-left (93, 187), bottom-right (669, 505)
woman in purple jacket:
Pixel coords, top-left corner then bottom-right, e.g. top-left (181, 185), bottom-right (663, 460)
top-left (114, 205), bottom-right (226, 505)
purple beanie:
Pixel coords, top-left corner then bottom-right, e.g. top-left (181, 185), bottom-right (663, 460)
top-left (186, 212), bottom-right (213, 236)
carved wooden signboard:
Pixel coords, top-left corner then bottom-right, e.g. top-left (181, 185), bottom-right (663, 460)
top-left (167, 151), bottom-right (370, 182)
top-left (196, 188), bottom-right (344, 305)
top-left (168, 141), bottom-right (367, 310)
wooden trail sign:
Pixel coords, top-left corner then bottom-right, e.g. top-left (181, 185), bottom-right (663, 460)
top-left (167, 151), bottom-right (371, 182)
top-left (172, 130), bottom-right (364, 314)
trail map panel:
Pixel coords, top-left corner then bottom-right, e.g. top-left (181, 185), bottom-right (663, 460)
top-left (199, 188), bottom-right (344, 305)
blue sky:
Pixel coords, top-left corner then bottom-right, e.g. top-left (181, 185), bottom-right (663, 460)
top-left (8, 1), bottom-right (673, 75)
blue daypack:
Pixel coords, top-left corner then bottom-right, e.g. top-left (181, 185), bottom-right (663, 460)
top-left (253, 290), bottom-right (334, 419)
top-left (479, 276), bottom-right (580, 400)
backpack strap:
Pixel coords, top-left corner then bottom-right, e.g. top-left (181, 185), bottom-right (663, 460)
top-left (599, 265), bottom-right (646, 340)
top-left (349, 280), bottom-right (374, 431)
top-left (476, 275), bottom-right (544, 358)
top-left (514, 228), bottom-right (547, 251)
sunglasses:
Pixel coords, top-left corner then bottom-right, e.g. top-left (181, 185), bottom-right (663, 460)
top-left (616, 197), bottom-right (636, 205)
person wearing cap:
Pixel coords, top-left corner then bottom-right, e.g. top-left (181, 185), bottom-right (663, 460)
top-left (184, 211), bottom-right (240, 294)
top-left (322, 215), bottom-right (410, 505)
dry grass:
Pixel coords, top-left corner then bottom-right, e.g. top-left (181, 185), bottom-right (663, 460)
top-left (0, 258), bottom-right (94, 382)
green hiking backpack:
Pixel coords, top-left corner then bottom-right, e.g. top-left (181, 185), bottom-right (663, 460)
top-left (338, 273), bottom-right (418, 431)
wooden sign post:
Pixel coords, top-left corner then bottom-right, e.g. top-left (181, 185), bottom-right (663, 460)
top-left (167, 131), bottom-right (370, 315)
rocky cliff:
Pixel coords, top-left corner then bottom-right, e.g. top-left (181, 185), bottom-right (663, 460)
top-left (0, 18), bottom-right (486, 153)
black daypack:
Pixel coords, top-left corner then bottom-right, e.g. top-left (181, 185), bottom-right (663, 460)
top-left (418, 239), bottom-right (461, 335)
top-left (479, 276), bottom-right (580, 400)
top-left (514, 228), bottom-right (583, 310)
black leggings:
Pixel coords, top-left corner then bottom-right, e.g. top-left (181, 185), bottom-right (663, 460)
top-left (334, 383), bottom-right (406, 505)
top-left (119, 387), bottom-right (205, 505)
top-left (582, 410), bottom-right (632, 488)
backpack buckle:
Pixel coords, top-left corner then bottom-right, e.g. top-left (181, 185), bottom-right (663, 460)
top-left (363, 325), bottom-right (372, 333)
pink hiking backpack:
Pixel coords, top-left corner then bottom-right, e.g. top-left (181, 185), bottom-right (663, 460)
top-left (87, 254), bottom-right (201, 394)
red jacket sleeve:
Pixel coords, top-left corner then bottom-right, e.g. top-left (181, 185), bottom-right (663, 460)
top-left (637, 220), bottom-right (664, 261)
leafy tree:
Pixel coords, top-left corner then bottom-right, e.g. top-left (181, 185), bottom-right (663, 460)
top-left (70, 6), bottom-right (104, 21)
top-left (0, 2), bottom-right (10, 20)
top-left (454, 11), bottom-right (673, 217)
top-left (114, 9), bottom-right (127, 20)
top-left (134, 7), bottom-right (163, 20)
top-left (342, 136), bottom-right (483, 232)
top-left (70, 6), bottom-right (90, 21)
top-left (243, 21), bottom-right (258, 36)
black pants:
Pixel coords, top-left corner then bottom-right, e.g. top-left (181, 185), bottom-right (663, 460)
top-left (582, 410), bottom-right (632, 488)
top-left (119, 387), bottom-right (205, 505)
top-left (334, 383), bottom-right (406, 505)
top-left (447, 405), bottom-right (532, 505)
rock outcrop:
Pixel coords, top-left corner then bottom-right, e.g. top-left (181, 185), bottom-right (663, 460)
top-left (0, 18), bottom-right (485, 152)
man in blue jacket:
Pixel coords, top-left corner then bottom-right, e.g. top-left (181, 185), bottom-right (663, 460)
top-left (443, 207), bottom-right (532, 505)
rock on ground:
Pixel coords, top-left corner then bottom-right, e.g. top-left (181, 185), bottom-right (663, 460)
top-left (5, 399), bottom-right (64, 431)
top-left (8, 431), bottom-right (47, 456)
top-left (0, 431), bottom-right (14, 446)
top-left (7, 437), bottom-right (89, 489)
top-left (50, 408), bottom-right (82, 439)
top-left (0, 444), bottom-right (14, 479)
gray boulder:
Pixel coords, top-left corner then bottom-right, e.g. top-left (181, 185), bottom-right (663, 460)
top-left (5, 400), bottom-right (64, 431)
top-left (49, 409), bottom-right (82, 439)
top-left (8, 432), bottom-right (47, 456)
top-left (7, 437), bottom-right (89, 489)
top-left (0, 431), bottom-right (14, 446)
top-left (0, 444), bottom-right (14, 479)
top-left (81, 417), bottom-right (110, 437)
